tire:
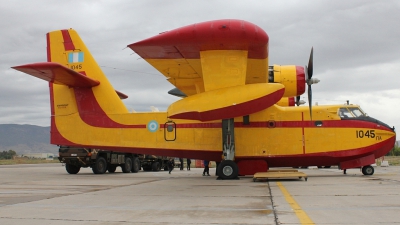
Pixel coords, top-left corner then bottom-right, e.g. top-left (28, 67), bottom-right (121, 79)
top-left (152, 162), bottom-right (160, 171)
top-left (108, 164), bottom-right (117, 173)
top-left (131, 157), bottom-right (140, 173)
top-left (92, 157), bottom-right (107, 174)
top-left (122, 157), bottom-right (132, 173)
top-left (362, 165), bottom-right (374, 175)
top-left (217, 160), bottom-right (238, 179)
top-left (65, 164), bottom-right (80, 174)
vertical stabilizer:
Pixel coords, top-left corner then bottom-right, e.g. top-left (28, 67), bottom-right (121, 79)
top-left (47, 29), bottom-right (129, 118)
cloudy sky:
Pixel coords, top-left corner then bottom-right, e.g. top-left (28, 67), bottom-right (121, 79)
top-left (1, 0), bottom-right (399, 131)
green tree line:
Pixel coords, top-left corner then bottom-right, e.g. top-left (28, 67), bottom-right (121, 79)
top-left (386, 145), bottom-right (400, 156)
top-left (0, 150), bottom-right (17, 159)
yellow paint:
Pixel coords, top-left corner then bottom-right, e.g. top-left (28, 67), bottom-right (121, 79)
top-left (146, 57), bottom-right (268, 96)
top-left (276, 97), bottom-right (293, 106)
top-left (272, 65), bottom-right (300, 97)
top-left (200, 50), bottom-right (248, 91)
top-left (277, 182), bottom-right (315, 225)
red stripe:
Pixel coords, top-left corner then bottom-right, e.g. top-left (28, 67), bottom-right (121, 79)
top-left (46, 33), bottom-right (51, 62)
top-left (73, 88), bottom-right (145, 128)
top-left (128, 19), bottom-right (269, 59)
top-left (295, 66), bottom-right (305, 96)
top-left (232, 120), bottom-right (393, 131)
top-left (161, 123), bottom-right (221, 128)
top-left (61, 30), bottom-right (75, 51)
top-left (50, 115), bottom-right (76, 145)
top-left (288, 97), bottom-right (295, 106)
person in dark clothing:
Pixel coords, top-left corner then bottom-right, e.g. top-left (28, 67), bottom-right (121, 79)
top-left (187, 158), bottom-right (191, 170)
top-left (215, 161), bottom-right (220, 176)
top-left (179, 158), bottom-right (184, 170)
top-left (167, 158), bottom-right (174, 174)
top-left (203, 160), bottom-right (210, 176)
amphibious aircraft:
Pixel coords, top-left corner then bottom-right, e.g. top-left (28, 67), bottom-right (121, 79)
top-left (12, 19), bottom-right (396, 179)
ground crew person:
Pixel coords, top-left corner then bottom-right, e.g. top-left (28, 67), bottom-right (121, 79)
top-left (187, 158), bottom-right (191, 170)
top-left (168, 158), bottom-right (174, 174)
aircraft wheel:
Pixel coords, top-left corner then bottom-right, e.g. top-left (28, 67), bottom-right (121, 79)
top-left (362, 165), bottom-right (374, 175)
top-left (122, 157), bottom-right (132, 173)
top-left (131, 157), bottom-right (140, 173)
top-left (107, 164), bottom-right (117, 173)
top-left (217, 160), bottom-right (238, 179)
top-left (66, 164), bottom-right (80, 174)
top-left (92, 157), bottom-right (107, 174)
top-left (152, 162), bottom-right (160, 171)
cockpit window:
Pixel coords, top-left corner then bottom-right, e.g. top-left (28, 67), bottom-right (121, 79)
top-left (338, 107), bottom-right (366, 118)
top-left (338, 108), bottom-right (352, 118)
top-left (348, 107), bottom-right (365, 117)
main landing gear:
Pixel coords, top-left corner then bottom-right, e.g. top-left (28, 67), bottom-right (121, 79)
top-left (217, 119), bottom-right (239, 180)
top-left (362, 165), bottom-right (374, 176)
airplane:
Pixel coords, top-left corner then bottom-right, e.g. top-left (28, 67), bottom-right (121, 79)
top-left (12, 19), bottom-right (396, 179)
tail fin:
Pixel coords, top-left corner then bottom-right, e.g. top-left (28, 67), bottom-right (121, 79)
top-left (46, 29), bottom-right (129, 115)
top-left (12, 29), bottom-right (131, 144)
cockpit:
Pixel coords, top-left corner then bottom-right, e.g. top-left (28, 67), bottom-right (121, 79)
top-left (337, 105), bottom-right (393, 130)
top-left (338, 107), bottom-right (366, 119)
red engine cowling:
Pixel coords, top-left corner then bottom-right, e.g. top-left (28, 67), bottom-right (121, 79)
top-left (269, 65), bottom-right (305, 97)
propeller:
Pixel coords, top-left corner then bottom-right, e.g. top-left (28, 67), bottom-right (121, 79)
top-left (305, 47), bottom-right (320, 120)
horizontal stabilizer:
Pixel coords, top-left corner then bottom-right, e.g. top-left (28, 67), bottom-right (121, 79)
top-left (12, 62), bottom-right (100, 88)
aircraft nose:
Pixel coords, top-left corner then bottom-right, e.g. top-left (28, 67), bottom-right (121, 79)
top-left (367, 116), bottom-right (394, 131)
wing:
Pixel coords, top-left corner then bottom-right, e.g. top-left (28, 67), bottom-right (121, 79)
top-left (128, 19), bottom-right (284, 121)
top-left (128, 19), bottom-right (269, 96)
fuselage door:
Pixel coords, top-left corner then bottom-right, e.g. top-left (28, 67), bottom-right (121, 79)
top-left (164, 121), bottom-right (176, 141)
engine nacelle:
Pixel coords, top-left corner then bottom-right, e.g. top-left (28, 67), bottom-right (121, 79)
top-left (276, 97), bottom-right (295, 107)
top-left (269, 65), bottom-right (305, 97)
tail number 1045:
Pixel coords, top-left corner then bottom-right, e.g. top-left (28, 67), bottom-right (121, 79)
top-left (356, 130), bottom-right (375, 138)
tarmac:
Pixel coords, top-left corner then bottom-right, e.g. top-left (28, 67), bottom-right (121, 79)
top-left (0, 164), bottom-right (399, 225)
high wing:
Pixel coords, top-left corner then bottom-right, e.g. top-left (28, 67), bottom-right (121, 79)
top-left (128, 19), bottom-right (269, 96)
top-left (128, 19), bottom-right (307, 121)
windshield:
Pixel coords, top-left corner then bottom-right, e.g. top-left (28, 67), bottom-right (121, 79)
top-left (338, 107), bottom-right (366, 118)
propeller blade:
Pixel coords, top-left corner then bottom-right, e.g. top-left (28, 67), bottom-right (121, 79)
top-left (308, 84), bottom-right (312, 120)
top-left (307, 47), bottom-right (313, 79)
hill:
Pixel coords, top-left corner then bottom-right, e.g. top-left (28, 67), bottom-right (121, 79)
top-left (0, 124), bottom-right (58, 154)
